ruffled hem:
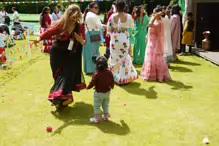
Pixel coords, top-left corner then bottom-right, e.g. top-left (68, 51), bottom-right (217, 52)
top-left (115, 75), bottom-right (138, 85)
top-left (140, 75), bottom-right (171, 82)
top-left (48, 90), bottom-right (74, 101)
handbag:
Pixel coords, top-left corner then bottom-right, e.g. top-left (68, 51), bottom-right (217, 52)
top-left (85, 23), bottom-right (101, 42)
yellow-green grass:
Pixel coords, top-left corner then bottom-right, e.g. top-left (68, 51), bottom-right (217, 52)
top-left (0, 42), bottom-right (219, 145)
top-left (0, 36), bottom-right (44, 84)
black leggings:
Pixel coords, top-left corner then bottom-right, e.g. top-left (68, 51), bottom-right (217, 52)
top-left (182, 45), bottom-right (192, 53)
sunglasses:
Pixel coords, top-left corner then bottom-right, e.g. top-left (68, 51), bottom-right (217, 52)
top-left (93, 7), bottom-right (99, 10)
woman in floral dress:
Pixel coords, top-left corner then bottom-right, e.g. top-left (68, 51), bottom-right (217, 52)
top-left (107, 0), bottom-right (138, 85)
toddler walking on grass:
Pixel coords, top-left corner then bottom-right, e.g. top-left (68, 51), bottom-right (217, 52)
top-left (87, 56), bottom-right (114, 124)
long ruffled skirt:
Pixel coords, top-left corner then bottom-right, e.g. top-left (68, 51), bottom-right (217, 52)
top-left (48, 41), bottom-right (86, 107)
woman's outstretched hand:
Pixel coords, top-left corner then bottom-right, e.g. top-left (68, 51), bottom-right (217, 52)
top-left (31, 37), bottom-right (41, 47)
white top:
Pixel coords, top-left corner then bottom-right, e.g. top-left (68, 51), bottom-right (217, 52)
top-left (109, 13), bottom-right (134, 32)
top-left (85, 11), bottom-right (103, 31)
top-left (162, 16), bottom-right (173, 58)
top-left (13, 11), bottom-right (19, 22)
top-left (0, 11), bottom-right (8, 24)
top-left (52, 13), bottom-right (62, 22)
top-left (59, 11), bottom-right (63, 15)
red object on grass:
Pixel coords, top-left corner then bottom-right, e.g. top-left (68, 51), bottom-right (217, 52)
top-left (46, 126), bottom-right (53, 132)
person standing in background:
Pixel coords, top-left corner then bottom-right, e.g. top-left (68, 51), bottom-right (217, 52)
top-left (162, 6), bottom-right (173, 65)
top-left (58, 6), bottom-right (63, 16)
top-left (104, 2), bottom-right (116, 59)
top-left (132, 5), bottom-right (150, 65)
top-left (83, 2), bottom-right (105, 74)
top-left (12, 7), bottom-right (19, 24)
top-left (179, 7), bottom-right (184, 53)
top-left (125, 4), bottom-right (134, 57)
top-left (40, 6), bottom-right (52, 53)
top-left (171, 4), bottom-right (181, 61)
top-left (0, 8), bottom-right (8, 24)
top-left (180, 12), bottom-right (194, 56)
top-left (52, 6), bottom-right (61, 23)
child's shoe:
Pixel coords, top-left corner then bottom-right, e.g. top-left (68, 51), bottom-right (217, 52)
top-left (102, 115), bottom-right (109, 122)
top-left (90, 117), bottom-right (100, 124)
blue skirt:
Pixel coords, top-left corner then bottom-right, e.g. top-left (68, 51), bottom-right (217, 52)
top-left (83, 31), bottom-right (101, 73)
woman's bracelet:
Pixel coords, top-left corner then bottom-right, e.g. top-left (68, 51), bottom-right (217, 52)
top-left (81, 40), bottom-right (86, 46)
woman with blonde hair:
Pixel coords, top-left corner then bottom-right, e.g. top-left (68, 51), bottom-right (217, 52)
top-left (32, 4), bottom-right (87, 109)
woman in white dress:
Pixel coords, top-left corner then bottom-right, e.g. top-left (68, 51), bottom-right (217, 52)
top-left (162, 6), bottom-right (173, 63)
top-left (107, 0), bottom-right (138, 85)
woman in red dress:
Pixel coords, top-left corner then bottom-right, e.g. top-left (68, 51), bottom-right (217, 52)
top-left (40, 6), bottom-right (53, 53)
top-left (0, 25), bottom-right (9, 65)
top-left (33, 4), bottom-right (86, 109)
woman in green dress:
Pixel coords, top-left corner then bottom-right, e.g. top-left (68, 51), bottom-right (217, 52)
top-left (132, 6), bottom-right (150, 65)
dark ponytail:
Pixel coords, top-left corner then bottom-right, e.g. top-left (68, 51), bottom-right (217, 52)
top-left (83, 7), bottom-right (89, 22)
top-left (40, 6), bottom-right (50, 27)
top-left (83, 2), bottom-right (98, 22)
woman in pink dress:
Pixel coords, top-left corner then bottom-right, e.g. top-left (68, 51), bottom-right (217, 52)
top-left (171, 4), bottom-right (181, 61)
top-left (141, 8), bottom-right (171, 82)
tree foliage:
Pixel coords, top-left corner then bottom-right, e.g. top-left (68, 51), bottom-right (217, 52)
top-left (169, 0), bottom-right (179, 6)
top-left (0, 0), bottom-right (172, 14)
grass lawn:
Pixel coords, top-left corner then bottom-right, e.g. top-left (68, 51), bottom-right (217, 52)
top-left (0, 39), bottom-right (219, 145)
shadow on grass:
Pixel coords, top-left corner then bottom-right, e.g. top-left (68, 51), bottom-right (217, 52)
top-left (119, 82), bottom-right (158, 99)
top-left (172, 60), bottom-right (201, 66)
top-left (169, 66), bottom-right (193, 72)
top-left (166, 80), bottom-right (193, 90)
top-left (51, 102), bottom-right (130, 135)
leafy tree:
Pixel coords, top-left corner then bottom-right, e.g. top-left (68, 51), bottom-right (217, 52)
top-left (169, 0), bottom-right (179, 6)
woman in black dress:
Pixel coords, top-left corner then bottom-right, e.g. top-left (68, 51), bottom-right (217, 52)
top-left (32, 4), bottom-right (86, 109)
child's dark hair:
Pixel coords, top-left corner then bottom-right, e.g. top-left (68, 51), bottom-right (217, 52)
top-left (96, 56), bottom-right (108, 72)
top-left (188, 12), bottom-right (193, 17)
